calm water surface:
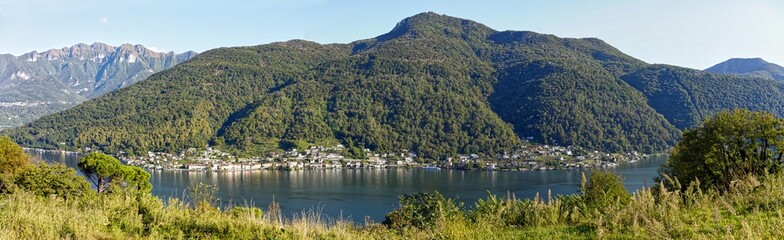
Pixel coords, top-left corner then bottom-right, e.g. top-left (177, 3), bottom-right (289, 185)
top-left (29, 150), bottom-right (665, 222)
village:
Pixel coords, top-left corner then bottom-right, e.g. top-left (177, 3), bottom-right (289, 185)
top-left (118, 141), bottom-right (650, 172)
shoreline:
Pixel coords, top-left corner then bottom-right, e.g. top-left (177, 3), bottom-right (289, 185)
top-left (22, 147), bottom-right (80, 155)
top-left (24, 147), bottom-right (664, 173)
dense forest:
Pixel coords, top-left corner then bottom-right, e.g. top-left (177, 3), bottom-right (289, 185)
top-left (621, 65), bottom-right (784, 129)
top-left (5, 12), bottom-right (784, 158)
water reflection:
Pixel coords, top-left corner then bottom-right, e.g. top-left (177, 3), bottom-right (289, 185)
top-left (26, 149), bottom-right (665, 222)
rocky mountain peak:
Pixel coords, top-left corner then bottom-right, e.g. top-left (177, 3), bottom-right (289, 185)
top-left (0, 43), bottom-right (198, 128)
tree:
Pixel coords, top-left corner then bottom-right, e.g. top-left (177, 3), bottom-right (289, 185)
top-left (659, 109), bottom-right (784, 191)
top-left (0, 136), bottom-right (29, 191)
top-left (78, 152), bottom-right (122, 193)
top-left (0, 136), bottom-right (28, 175)
top-left (122, 165), bottom-right (152, 193)
top-left (78, 152), bottom-right (151, 194)
top-left (13, 163), bottom-right (92, 199)
top-left (0, 137), bottom-right (91, 199)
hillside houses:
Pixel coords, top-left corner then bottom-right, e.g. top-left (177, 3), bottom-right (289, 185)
top-left (120, 144), bottom-right (421, 172)
top-left (119, 142), bottom-right (648, 172)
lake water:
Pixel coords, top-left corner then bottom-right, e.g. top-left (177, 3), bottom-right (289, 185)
top-left (28, 149), bottom-right (665, 222)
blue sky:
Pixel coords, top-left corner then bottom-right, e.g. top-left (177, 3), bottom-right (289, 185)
top-left (1, 0), bottom-right (782, 69)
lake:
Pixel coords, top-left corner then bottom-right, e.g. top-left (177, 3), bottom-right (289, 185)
top-left (28, 149), bottom-right (665, 222)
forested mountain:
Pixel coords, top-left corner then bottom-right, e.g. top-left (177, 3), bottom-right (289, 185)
top-left (5, 13), bottom-right (784, 159)
top-left (622, 65), bottom-right (784, 129)
top-left (0, 43), bottom-right (197, 128)
top-left (705, 58), bottom-right (784, 81)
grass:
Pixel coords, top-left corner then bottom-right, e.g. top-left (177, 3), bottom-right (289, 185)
top-left (3, 172), bottom-right (784, 239)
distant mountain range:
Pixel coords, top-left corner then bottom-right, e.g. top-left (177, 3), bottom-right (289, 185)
top-left (705, 58), bottom-right (784, 81)
top-left (0, 43), bottom-right (197, 128)
top-left (6, 12), bottom-right (784, 159)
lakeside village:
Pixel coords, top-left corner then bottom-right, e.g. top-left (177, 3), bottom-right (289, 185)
top-left (118, 142), bottom-right (651, 172)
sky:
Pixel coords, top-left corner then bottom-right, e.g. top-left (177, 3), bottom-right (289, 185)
top-left (0, 0), bottom-right (782, 69)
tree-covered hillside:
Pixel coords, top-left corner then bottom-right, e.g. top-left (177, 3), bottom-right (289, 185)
top-left (621, 65), bottom-right (784, 129)
top-left (6, 12), bottom-right (784, 158)
top-left (8, 41), bottom-right (350, 156)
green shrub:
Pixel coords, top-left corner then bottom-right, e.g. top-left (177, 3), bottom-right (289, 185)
top-left (229, 206), bottom-right (264, 220)
top-left (187, 182), bottom-right (219, 210)
top-left (383, 191), bottom-right (464, 230)
top-left (582, 171), bottom-right (630, 210)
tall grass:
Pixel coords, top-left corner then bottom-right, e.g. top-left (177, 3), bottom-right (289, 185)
top-left (3, 173), bottom-right (784, 239)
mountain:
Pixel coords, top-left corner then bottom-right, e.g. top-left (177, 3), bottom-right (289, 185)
top-left (0, 43), bottom-right (197, 128)
top-left (623, 64), bottom-right (784, 129)
top-left (705, 58), bottom-right (784, 81)
top-left (6, 12), bottom-right (784, 159)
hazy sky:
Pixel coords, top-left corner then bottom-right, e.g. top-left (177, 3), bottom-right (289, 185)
top-left (1, 0), bottom-right (781, 69)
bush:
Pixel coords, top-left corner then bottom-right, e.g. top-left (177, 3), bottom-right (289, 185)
top-left (582, 171), bottom-right (630, 210)
top-left (228, 207), bottom-right (264, 220)
top-left (383, 191), bottom-right (464, 230)
top-left (187, 182), bottom-right (219, 210)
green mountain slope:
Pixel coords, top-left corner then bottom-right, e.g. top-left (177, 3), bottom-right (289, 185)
top-left (489, 60), bottom-right (679, 153)
top-left (10, 41), bottom-right (349, 156)
top-left (484, 31), bottom-right (677, 152)
top-left (621, 65), bottom-right (784, 129)
top-left (6, 12), bottom-right (784, 158)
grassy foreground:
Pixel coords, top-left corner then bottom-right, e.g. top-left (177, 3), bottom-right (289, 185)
top-left (2, 172), bottom-right (784, 239)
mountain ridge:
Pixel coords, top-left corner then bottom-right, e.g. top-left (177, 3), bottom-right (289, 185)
top-left (0, 43), bottom-right (197, 128)
top-left (705, 58), bottom-right (784, 81)
top-left (5, 12), bottom-right (783, 159)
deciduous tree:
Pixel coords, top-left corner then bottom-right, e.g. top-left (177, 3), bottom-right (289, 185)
top-left (659, 109), bottom-right (784, 191)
